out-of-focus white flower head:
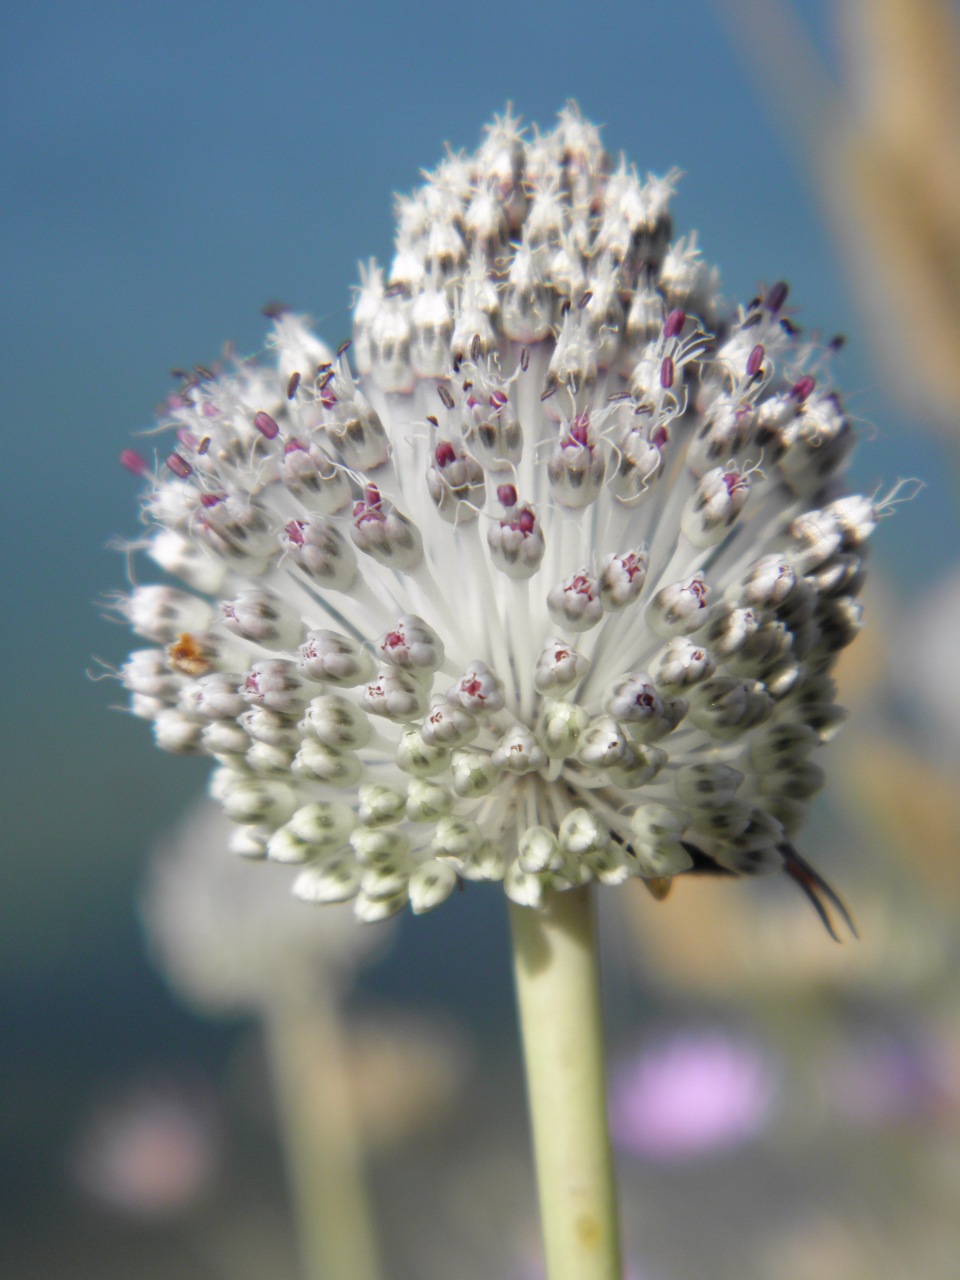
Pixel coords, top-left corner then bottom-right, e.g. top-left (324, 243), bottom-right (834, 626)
top-left (113, 106), bottom-right (887, 932)
top-left (144, 803), bottom-right (391, 1013)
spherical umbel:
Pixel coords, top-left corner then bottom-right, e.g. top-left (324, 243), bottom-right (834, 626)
top-left (108, 106), bottom-right (889, 936)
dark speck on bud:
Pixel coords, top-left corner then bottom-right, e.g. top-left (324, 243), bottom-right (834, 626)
top-left (746, 344), bottom-right (764, 377)
top-left (765, 281), bottom-right (789, 314)
top-left (254, 411), bottom-right (280, 440)
top-left (120, 449), bottom-right (148, 476)
top-left (663, 308), bottom-right (685, 339)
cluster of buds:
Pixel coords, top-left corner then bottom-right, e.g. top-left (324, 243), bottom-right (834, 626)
top-left (112, 107), bottom-right (884, 931)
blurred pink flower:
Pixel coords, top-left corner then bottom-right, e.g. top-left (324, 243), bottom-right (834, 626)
top-left (68, 1076), bottom-right (220, 1218)
top-left (826, 1032), bottom-right (954, 1127)
top-left (610, 1031), bottom-right (778, 1159)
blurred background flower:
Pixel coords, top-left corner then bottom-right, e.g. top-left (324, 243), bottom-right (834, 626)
top-left (611, 1031), bottom-right (779, 1159)
top-left (68, 1075), bottom-right (221, 1220)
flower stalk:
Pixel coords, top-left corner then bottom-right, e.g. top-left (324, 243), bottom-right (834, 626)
top-left (264, 977), bottom-right (381, 1280)
top-left (510, 886), bottom-right (623, 1280)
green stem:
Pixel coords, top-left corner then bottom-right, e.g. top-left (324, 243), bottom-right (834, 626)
top-left (509, 884), bottom-right (623, 1280)
top-left (264, 978), bottom-right (381, 1280)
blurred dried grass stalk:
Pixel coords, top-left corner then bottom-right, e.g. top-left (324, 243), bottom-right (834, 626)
top-left (719, 0), bottom-right (960, 438)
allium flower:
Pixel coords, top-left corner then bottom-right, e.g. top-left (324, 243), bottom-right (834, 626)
top-left (112, 106), bottom-right (882, 929)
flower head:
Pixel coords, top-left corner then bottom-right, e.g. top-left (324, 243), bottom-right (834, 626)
top-left (112, 106), bottom-right (879, 927)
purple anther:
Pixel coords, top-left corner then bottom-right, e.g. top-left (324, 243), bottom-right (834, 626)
top-left (197, 436), bottom-right (211, 456)
top-left (254, 410), bottom-right (280, 440)
top-left (791, 375), bottom-right (816, 403)
top-left (287, 371), bottom-right (301, 399)
top-left (201, 401), bottom-right (220, 418)
top-left (434, 440), bottom-right (457, 468)
top-left (284, 437), bottom-right (308, 454)
top-left (516, 507), bottom-right (536, 534)
top-left (336, 339), bottom-right (352, 358)
top-left (723, 469), bottom-right (745, 495)
top-left (660, 356), bottom-right (675, 389)
top-left (353, 488), bottom-right (386, 525)
top-left (497, 483), bottom-right (518, 508)
top-left (199, 491), bottom-right (225, 508)
top-left (664, 308), bottom-right (686, 340)
top-left (177, 428), bottom-right (198, 448)
top-left (120, 449), bottom-right (148, 476)
top-left (746, 344), bottom-right (764, 378)
top-left (166, 453), bottom-right (192, 479)
top-left (651, 424), bottom-right (670, 449)
top-left (765, 281), bottom-right (789, 314)
top-left (284, 520), bottom-right (306, 546)
top-left (489, 388), bottom-right (509, 411)
top-left (621, 552), bottom-right (645, 580)
top-left (690, 578), bottom-right (708, 605)
top-left (569, 413), bottom-right (590, 446)
top-left (437, 384), bottom-right (456, 411)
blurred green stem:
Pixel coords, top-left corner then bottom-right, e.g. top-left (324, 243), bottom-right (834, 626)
top-left (510, 885), bottom-right (623, 1280)
top-left (264, 978), bottom-right (381, 1280)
